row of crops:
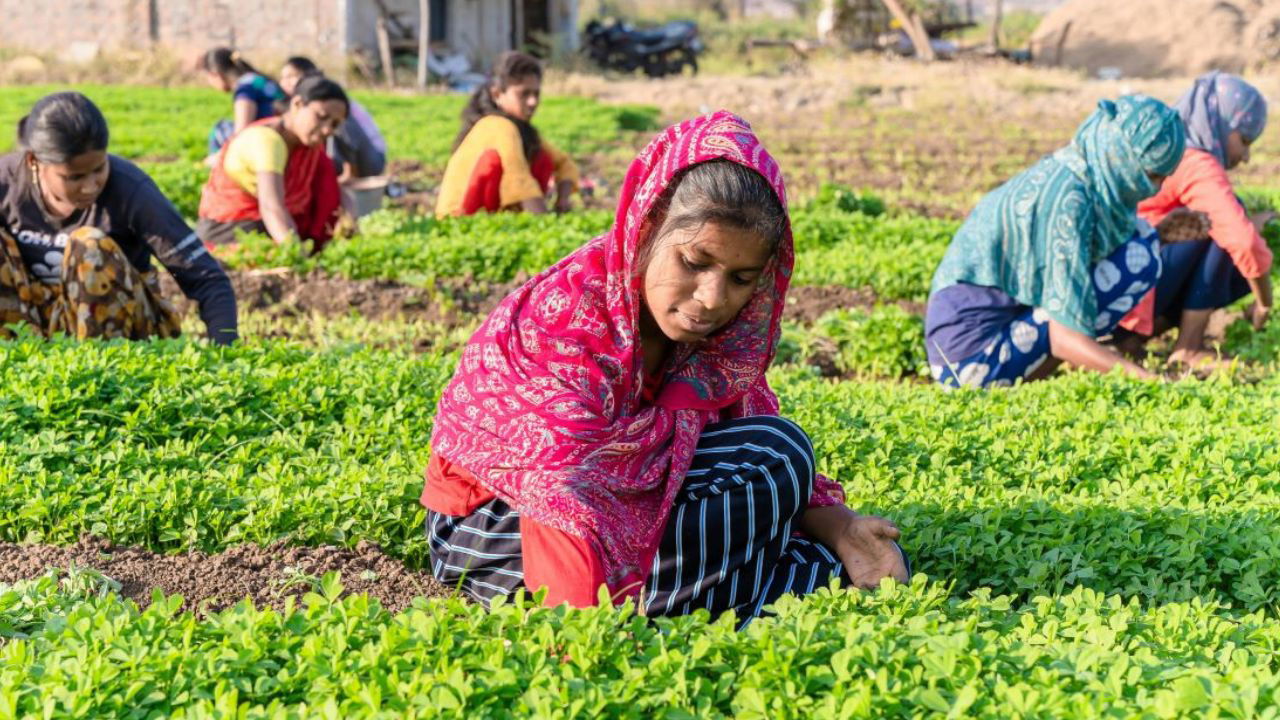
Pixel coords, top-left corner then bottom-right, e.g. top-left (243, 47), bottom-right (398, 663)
top-left (3, 84), bottom-right (1280, 717)
top-left (4, 335), bottom-right (1280, 716)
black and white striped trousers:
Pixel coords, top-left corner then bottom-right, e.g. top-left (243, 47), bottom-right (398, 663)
top-left (427, 415), bottom-right (909, 622)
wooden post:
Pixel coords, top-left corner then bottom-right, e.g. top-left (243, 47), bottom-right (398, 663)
top-left (881, 0), bottom-right (934, 61)
top-left (377, 15), bottom-right (395, 87)
top-left (417, 0), bottom-right (431, 87)
top-left (1054, 20), bottom-right (1073, 66)
top-left (988, 0), bottom-right (1003, 51)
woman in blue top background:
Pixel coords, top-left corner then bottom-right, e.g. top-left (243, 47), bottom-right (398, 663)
top-left (200, 47), bottom-right (286, 160)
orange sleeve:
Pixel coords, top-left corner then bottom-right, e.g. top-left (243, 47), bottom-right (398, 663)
top-left (1173, 150), bottom-right (1273, 279)
top-left (520, 517), bottom-right (611, 608)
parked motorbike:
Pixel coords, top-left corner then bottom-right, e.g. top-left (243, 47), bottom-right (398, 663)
top-left (582, 18), bottom-right (703, 78)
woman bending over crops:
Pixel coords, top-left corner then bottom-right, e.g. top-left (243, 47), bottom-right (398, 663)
top-left (422, 112), bottom-right (909, 624)
top-left (924, 95), bottom-right (1207, 388)
top-left (280, 56), bottom-right (388, 183)
top-left (0, 92), bottom-right (237, 344)
top-left (197, 75), bottom-right (346, 252)
top-left (1113, 73), bottom-right (1273, 368)
top-left (200, 47), bottom-right (286, 158)
top-left (434, 51), bottom-right (580, 218)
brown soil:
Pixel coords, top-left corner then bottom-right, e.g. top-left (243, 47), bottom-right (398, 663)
top-left (161, 269), bottom-right (525, 330)
top-left (0, 536), bottom-right (452, 616)
top-left (784, 285), bottom-right (926, 325)
top-left (166, 269), bottom-right (924, 331)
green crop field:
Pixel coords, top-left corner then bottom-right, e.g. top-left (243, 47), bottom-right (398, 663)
top-left (2, 73), bottom-right (1280, 718)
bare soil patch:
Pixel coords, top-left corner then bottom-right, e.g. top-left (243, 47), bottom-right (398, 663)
top-left (166, 269), bottom-right (923, 330)
top-left (162, 269), bottom-right (525, 330)
top-left (784, 285), bottom-right (926, 325)
top-left (0, 536), bottom-right (452, 615)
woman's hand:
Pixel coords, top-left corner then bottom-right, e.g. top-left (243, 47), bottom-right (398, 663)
top-left (799, 505), bottom-right (908, 589)
top-left (1247, 275), bottom-right (1273, 331)
top-left (554, 180), bottom-right (575, 214)
top-left (834, 514), bottom-right (909, 589)
top-left (1156, 208), bottom-right (1211, 243)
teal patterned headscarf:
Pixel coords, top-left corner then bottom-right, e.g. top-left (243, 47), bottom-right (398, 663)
top-left (931, 95), bottom-right (1186, 336)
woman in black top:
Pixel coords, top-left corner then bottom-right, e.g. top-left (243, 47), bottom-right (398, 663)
top-left (0, 92), bottom-right (237, 344)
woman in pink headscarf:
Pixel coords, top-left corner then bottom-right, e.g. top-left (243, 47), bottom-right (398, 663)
top-left (423, 111), bottom-right (909, 623)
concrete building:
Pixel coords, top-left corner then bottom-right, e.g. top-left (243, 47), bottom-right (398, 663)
top-left (2, 0), bottom-right (580, 67)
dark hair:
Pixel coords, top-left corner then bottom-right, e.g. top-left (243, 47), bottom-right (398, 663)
top-left (291, 75), bottom-right (350, 114)
top-left (17, 91), bottom-right (110, 164)
top-left (201, 47), bottom-right (262, 78)
top-left (453, 51), bottom-right (544, 161)
top-left (283, 56), bottom-right (320, 76)
top-left (642, 160), bottom-right (786, 268)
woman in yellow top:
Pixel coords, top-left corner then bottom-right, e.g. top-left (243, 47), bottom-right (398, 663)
top-left (197, 76), bottom-right (348, 253)
top-left (435, 52), bottom-right (579, 218)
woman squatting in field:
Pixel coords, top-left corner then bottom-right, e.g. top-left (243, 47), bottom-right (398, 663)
top-left (434, 52), bottom-right (580, 218)
top-left (0, 92), bottom-right (237, 345)
top-left (200, 47), bottom-right (287, 159)
top-left (422, 111), bottom-right (910, 625)
top-left (197, 75), bottom-right (348, 252)
top-left (924, 95), bottom-right (1211, 388)
top-left (1113, 72), bottom-right (1273, 368)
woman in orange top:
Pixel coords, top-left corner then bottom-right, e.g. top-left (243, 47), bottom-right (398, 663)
top-left (434, 52), bottom-right (579, 218)
top-left (197, 75), bottom-right (347, 253)
top-left (1118, 72), bottom-right (1273, 367)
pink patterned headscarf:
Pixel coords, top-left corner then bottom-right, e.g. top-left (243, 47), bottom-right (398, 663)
top-left (430, 111), bottom-right (805, 595)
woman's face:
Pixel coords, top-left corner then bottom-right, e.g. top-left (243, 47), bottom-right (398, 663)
top-left (490, 74), bottom-right (541, 122)
top-left (1225, 130), bottom-right (1252, 170)
top-left (30, 150), bottom-right (110, 217)
top-left (641, 221), bottom-right (772, 344)
top-left (279, 64), bottom-right (306, 96)
top-left (286, 97), bottom-right (348, 147)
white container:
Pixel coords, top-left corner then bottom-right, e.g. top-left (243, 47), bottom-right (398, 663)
top-left (343, 175), bottom-right (389, 218)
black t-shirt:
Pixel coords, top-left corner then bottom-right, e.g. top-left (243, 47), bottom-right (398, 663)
top-left (0, 153), bottom-right (237, 344)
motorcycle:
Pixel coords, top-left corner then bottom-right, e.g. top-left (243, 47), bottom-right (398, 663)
top-left (582, 18), bottom-right (704, 78)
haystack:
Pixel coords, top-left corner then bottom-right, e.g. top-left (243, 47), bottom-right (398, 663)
top-left (1031, 0), bottom-right (1280, 78)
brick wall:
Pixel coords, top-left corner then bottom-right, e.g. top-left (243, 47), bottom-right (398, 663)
top-left (3, 0), bottom-right (345, 60)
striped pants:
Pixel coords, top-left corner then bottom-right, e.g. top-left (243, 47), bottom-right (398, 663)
top-left (427, 416), bottom-right (908, 623)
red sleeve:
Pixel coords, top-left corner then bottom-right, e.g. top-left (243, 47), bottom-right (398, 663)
top-left (1168, 149), bottom-right (1273, 278)
top-left (810, 474), bottom-right (847, 509)
top-left (520, 517), bottom-right (611, 608)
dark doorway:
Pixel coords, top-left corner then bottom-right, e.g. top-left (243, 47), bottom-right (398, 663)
top-left (520, 0), bottom-right (551, 55)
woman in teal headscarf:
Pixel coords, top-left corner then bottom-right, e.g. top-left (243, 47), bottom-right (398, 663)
top-left (924, 95), bottom-right (1197, 388)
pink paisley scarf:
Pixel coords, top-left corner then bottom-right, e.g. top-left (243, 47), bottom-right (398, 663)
top-left (430, 110), bottom-right (842, 595)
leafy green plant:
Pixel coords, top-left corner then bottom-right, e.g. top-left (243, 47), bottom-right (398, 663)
top-left (805, 183), bottom-right (886, 216)
top-left (813, 305), bottom-right (928, 378)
